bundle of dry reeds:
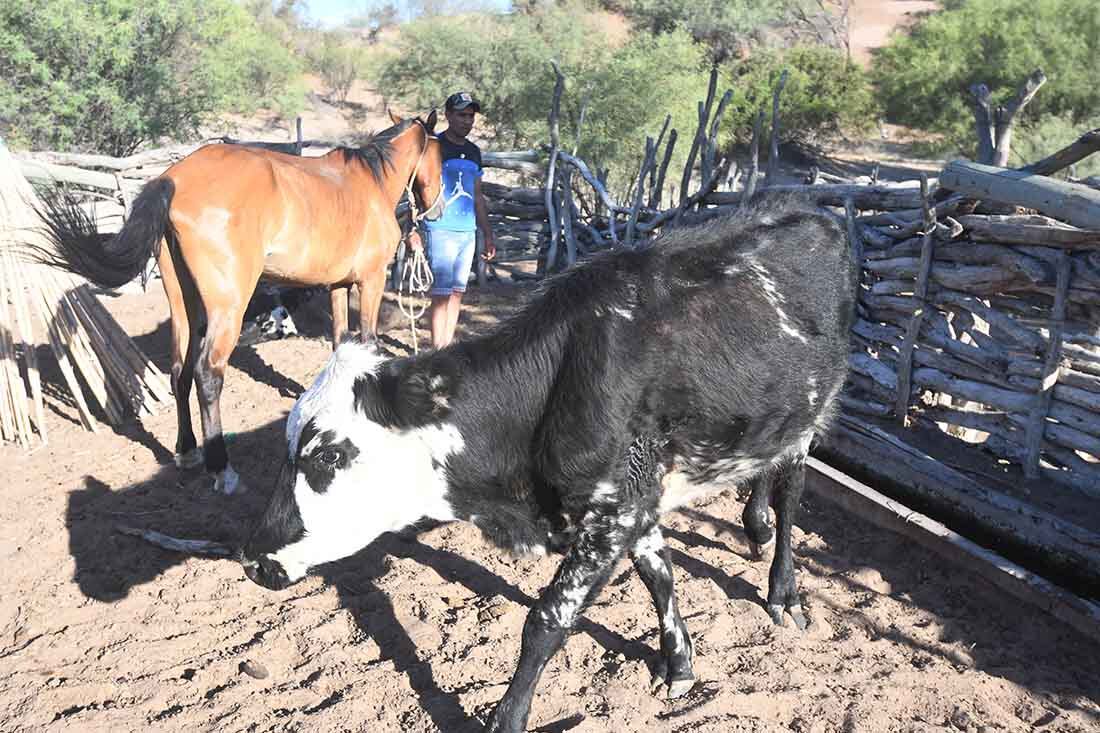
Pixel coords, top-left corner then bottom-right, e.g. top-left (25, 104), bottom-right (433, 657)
top-left (0, 140), bottom-right (172, 449)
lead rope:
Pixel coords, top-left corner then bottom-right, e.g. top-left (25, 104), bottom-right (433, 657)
top-left (396, 122), bottom-right (435, 354)
top-left (397, 242), bottom-right (433, 354)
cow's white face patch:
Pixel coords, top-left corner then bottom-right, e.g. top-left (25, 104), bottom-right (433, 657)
top-left (270, 342), bottom-right (462, 581)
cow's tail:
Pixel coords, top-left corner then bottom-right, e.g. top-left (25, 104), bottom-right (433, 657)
top-left (30, 178), bottom-right (178, 289)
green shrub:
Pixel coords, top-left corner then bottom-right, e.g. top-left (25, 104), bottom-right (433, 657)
top-left (725, 45), bottom-right (879, 148)
top-left (0, 0), bottom-right (304, 154)
top-left (1011, 114), bottom-right (1100, 178)
top-left (374, 5), bottom-right (715, 190)
top-left (872, 0), bottom-right (1100, 155)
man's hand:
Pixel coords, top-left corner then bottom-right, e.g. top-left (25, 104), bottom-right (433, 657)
top-left (407, 229), bottom-right (424, 253)
top-left (482, 234), bottom-right (496, 261)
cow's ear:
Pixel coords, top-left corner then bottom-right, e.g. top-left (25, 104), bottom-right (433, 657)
top-left (413, 367), bottom-right (451, 420)
top-left (400, 365), bottom-right (453, 424)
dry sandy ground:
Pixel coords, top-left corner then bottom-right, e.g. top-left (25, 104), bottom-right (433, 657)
top-left (3, 281), bottom-right (1099, 733)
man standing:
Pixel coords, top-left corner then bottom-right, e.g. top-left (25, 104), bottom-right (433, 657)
top-left (409, 91), bottom-right (495, 348)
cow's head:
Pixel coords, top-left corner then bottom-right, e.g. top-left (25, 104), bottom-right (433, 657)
top-left (241, 340), bottom-right (461, 590)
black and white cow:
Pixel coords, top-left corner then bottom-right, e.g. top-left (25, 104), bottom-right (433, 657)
top-left (242, 197), bottom-right (855, 732)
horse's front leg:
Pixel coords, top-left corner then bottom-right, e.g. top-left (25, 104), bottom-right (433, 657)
top-left (486, 503), bottom-right (639, 733)
top-left (358, 268), bottom-right (389, 338)
top-left (330, 284), bottom-right (349, 346)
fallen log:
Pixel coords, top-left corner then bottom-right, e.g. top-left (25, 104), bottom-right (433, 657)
top-left (706, 182), bottom-right (923, 210)
top-left (956, 214), bottom-right (1100, 248)
top-left (940, 160), bottom-right (1100, 230)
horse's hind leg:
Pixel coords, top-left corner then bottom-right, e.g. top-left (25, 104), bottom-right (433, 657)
top-left (195, 305), bottom-right (248, 495)
top-left (158, 248), bottom-right (201, 468)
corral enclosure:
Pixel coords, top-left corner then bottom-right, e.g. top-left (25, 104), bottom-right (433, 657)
top-left (5, 75), bottom-right (1100, 733)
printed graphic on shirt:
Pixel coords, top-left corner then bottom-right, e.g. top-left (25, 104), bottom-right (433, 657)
top-left (430, 157), bottom-right (480, 231)
top-left (429, 135), bottom-right (482, 232)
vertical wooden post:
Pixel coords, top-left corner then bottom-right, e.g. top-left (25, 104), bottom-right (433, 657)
top-left (544, 61), bottom-right (565, 270)
top-left (1024, 254), bottom-right (1071, 477)
top-left (743, 110), bottom-right (764, 202)
top-left (895, 174), bottom-right (937, 425)
top-left (766, 69), bottom-right (789, 185)
top-left (294, 117), bottom-right (304, 156)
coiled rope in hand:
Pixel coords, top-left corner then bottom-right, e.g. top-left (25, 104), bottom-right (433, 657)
top-left (397, 239), bottom-right (432, 354)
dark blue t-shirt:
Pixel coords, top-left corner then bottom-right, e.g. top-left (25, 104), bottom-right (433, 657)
top-left (427, 133), bottom-right (482, 232)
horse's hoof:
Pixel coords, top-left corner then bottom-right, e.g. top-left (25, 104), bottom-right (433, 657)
top-left (215, 467), bottom-right (247, 496)
top-left (175, 448), bottom-right (203, 470)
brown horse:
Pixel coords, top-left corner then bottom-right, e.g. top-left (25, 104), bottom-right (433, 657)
top-left (34, 111), bottom-right (445, 494)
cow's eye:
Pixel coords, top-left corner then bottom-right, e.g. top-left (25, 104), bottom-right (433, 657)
top-left (317, 448), bottom-right (342, 466)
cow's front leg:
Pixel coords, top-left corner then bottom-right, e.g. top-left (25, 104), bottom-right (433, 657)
top-left (630, 523), bottom-right (694, 698)
top-left (486, 510), bottom-right (633, 733)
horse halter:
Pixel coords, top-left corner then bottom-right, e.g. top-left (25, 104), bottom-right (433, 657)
top-left (404, 119), bottom-right (444, 225)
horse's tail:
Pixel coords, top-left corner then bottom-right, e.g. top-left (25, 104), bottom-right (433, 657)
top-left (32, 178), bottom-right (178, 289)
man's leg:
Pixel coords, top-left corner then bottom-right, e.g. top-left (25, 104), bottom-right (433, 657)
top-left (444, 291), bottom-right (464, 344)
top-left (430, 294), bottom-right (451, 348)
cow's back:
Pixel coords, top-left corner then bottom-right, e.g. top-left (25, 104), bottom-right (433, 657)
top-left (634, 199), bottom-right (854, 505)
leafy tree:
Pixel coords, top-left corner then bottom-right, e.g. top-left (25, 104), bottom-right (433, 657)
top-left (0, 0), bottom-right (304, 154)
top-left (375, 2), bottom-right (608, 147)
top-left (872, 0), bottom-right (1100, 155)
top-left (313, 34), bottom-right (372, 102)
top-left (374, 2), bottom-right (713, 189)
top-left (610, 0), bottom-right (834, 61)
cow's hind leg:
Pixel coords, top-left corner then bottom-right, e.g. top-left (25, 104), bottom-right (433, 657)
top-left (487, 506), bottom-right (638, 733)
top-left (630, 524), bottom-right (694, 698)
top-left (742, 472), bottom-right (775, 559)
top-left (766, 448), bottom-right (809, 629)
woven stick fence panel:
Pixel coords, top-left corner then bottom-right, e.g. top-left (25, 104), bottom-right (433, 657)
top-left (0, 141), bottom-right (173, 449)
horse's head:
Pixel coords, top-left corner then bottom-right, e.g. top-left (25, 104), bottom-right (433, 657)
top-left (391, 109), bottom-right (445, 222)
top-left (241, 340), bottom-right (461, 590)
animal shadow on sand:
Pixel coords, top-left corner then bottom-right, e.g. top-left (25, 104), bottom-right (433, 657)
top-left (63, 414), bottom-right (740, 731)
top-left (62, 413), bottom-right (1100, 730)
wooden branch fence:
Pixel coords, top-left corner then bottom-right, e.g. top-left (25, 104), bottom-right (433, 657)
top-left (12, 76), bottom-right (1100, 514)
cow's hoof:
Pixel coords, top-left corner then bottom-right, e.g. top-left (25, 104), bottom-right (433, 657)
top-left (747, 535), bottom-right (775, 560)
top-left (174, 448), bottom-right (203, 470)
top-left (215, 467), bottom-right (247, 496)
top-left (768, 602), bottom-right (809, 630)
top-left (649, 659), bottom-right (696, 699)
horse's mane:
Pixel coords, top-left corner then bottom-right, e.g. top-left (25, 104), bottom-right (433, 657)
top-left (339, 118), bottom-right (421, 182)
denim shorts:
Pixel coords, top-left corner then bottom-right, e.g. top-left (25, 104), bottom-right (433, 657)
top-left (426, 228), bottom-right (477, 296)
